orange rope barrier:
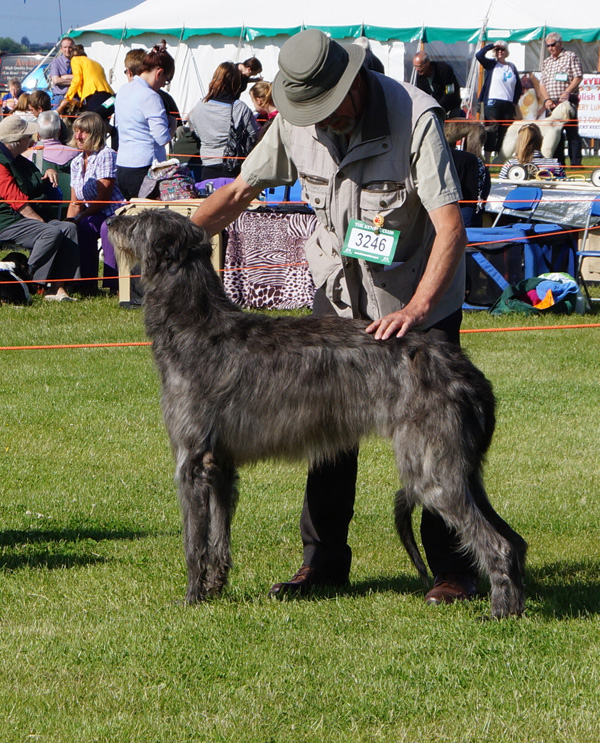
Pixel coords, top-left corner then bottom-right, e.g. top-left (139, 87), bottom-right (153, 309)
top-left (461, 323), bottom-right (600, 333)
top-left (1, 324), bottom-right (598, 352)
top-left (0, 342), bottom-right (151, 351)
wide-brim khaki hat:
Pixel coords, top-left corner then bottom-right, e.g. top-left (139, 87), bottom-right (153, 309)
top-left (0, 115), bottom-right (38, 143)
top-left (273, 29), bottom-right (366, 127)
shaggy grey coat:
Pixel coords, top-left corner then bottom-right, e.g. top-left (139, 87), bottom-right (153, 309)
top-left (109, 209), bottom-right (527, 617)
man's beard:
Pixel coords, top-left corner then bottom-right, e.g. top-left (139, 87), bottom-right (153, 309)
top-left (327, 118), bottom-right (356, 136)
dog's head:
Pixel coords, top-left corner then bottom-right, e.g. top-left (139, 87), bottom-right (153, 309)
top-left (108, 209), bottom-right (213, 280)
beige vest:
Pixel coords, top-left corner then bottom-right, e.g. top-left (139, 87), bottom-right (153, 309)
top-left (248, 75), bottom-right (465, 325)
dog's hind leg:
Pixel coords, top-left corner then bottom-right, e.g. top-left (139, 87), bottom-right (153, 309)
top-left (176, 448), bottom-right (238, 603)
top-left (394, 489), bottom-right (429, 587)
top-left (467, 472), bottom-right (527, 618)
top-left (413, 468), bottom-right (527, 618)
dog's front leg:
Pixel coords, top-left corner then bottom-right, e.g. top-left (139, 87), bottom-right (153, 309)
top-left (176, 450), bottom-right (237, 602)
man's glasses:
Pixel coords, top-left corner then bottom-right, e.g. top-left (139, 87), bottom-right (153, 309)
top-left (547, 42), bottom-right (557, 47)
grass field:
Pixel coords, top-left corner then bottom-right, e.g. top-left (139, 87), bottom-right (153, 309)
top-left (1, 296), bottom-right (599, 742)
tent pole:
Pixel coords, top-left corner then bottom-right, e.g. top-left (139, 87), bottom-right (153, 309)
top-left (465, 1), bottom-right (493, 120)
top-left (539, 25), bottom-right (547, 71)
top-left (107, 26), bottom-right (127, 86)
top-left (409, 25), bottom-right (425, 86)
top-left (57, 0), bottom-right (64, 37)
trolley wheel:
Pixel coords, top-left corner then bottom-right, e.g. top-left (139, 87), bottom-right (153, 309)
top-left (590, 168), bottom-right (600, 188)
top-left (507, 164), bottom-right (529, 182)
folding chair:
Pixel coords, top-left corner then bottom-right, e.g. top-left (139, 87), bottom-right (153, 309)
top-left (491, 186), bottom-right (542, 227)
top-left (576, 196), bottom-right (600, 304)
top-left (263, 180), bottom-right (304, 204)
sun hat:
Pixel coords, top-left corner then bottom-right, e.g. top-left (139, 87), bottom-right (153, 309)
top-left (272, 29), bottom-right (366, 126)
top-left (0, 115), bottom-right (38, 144)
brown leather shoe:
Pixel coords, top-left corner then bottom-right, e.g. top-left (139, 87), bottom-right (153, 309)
top-left (425, 573), bottom-right (478, 605)
top-left (269, 565), bottom-right (348, 598)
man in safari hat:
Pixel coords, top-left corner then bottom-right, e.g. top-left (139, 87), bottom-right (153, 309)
top-left (192, 29), bottom-right (476, 606)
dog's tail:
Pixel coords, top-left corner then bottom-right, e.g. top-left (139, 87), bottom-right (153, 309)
top-left (394, 490), bottom-right (429, 587)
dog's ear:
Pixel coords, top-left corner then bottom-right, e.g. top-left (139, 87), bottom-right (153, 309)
top-left (107, 214), bottom-right (137, 252)
top-left (135, 210), bottom-right (212, 278)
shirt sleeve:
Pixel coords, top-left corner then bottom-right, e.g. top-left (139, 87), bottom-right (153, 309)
top-left (571, 52), bottom-right (583, 79)
top-left (93, 148), bottom-right (117, 180)
top-left (65, 57), bottom-right (81, 101)
top-left (411, 110), bottom-right (462, 212)
top-left (48, 57), bottom-right (60, 79)
top-left (147, 94), bottom-right (172, 147)
top-left (0, 164), bottom-right (28, 210)
top-left (240, 115), bottom-right (298, 188)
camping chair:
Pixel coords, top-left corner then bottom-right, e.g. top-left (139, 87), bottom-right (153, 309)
top-left (491, 186), bottom-right (542, 227)
top-left (576, 196), bottom-right (600, 305)
top-left (262, 180), bottom-right (304, 205)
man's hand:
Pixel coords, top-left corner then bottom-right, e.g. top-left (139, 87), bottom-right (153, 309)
top-left (366, 301), bottom-right (429, 340)
top-left (365, 202), bottom-right (466, 341)
top-left (42, 169), bottom-right (59, 189)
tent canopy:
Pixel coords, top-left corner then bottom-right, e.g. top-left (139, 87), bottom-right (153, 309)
top-left (68, 1), bottom-right (600, 115)
top-left (70, 0), bottom-right (600, 44)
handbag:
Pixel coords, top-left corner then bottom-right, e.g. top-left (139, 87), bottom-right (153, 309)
top-left (139, 159), bottom-right (198, 200)
top-left (222, 104), bottom-right (250, 176)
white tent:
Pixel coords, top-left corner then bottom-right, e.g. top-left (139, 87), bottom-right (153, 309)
top-left (70, 0), bottom-right (600, 115)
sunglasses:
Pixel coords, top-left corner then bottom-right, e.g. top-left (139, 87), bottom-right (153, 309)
top-left (547, 42), bottom-right (557, 47)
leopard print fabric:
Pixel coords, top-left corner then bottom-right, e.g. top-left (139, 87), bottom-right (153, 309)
top-left (224, 211), bottom-right (317, 310)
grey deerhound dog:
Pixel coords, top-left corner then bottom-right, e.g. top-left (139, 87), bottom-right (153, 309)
top-left (109, 209), bottom-right (527, 617)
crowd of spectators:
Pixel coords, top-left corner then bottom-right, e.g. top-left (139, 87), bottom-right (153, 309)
top-left (0, 32), bottom-right (588, 303)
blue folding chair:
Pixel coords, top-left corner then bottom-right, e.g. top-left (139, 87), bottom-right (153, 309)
top-left (492, 186), bottom-right (542, 227)
top-left (263, 180), bottom-right (304, 205)
top-left (576, 196), bottom-right (600, 304)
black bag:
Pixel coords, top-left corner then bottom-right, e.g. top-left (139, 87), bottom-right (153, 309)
top-left (0, 252), bottom-right (31, 305)
top-left (173, 125), bottom-right (201, 169)
top-left (222, 105), bottom-right (250, 176)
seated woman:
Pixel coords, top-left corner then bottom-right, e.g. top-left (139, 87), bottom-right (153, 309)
top-left (187, 62), bottom-right (259, 180)
top-left (0, 116), bottom-right (79, 301)
top-left (12, 93), bottom-right (36, 122)
top-left (66, 112), bottom-right (124, 295)
top-left (499, 123), bottom-right (565, 179)
top-left (249, 81), bottom-right (278, 141)
top-left (56, 44), bottom-right (114, 117)
top-left (33, 110), bottom-right (79, 203)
